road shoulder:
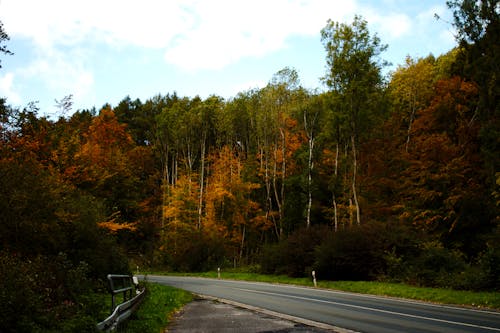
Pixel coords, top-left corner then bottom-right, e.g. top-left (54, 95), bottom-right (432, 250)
top-left (165, 296), bottom-right (345, 333)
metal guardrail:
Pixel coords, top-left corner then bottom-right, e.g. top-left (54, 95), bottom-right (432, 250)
top-left (97, 274), bottom-right (146, 331)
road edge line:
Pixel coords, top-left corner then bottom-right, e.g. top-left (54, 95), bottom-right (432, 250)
top-left (195, 293), bottom-right (360, 333)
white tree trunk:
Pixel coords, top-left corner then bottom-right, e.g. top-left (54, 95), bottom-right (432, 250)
top-left (351, 135), bottom-right (360, 225)
top-left (306, 136), bottom-right (314, 228)
top-left (333, 142), bottom-right (339, 231)
top-left (197, 133), bottom-right (206, 230)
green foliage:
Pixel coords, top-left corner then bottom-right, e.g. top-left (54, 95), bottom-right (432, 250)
top-left (260, 222), bottom-right (419, 281)
top-left (121, 282), bottom-right (192, 333)
top-left (0, 106), bottom-right (130, 331)
top-left (477, 226), bottom-right (500, 290)
top-left (0, 252), bottom-right (108, 333)
top-left (314, 223), bottom-right (391, 281)
top-left (259, 221), bottom-right (500, 291)
top-left (260, 226), bottom-right (330, 277)
top-left (317, 280), bottom-right (500, 309)
top-left (159, 232), bottom-right (226, 272)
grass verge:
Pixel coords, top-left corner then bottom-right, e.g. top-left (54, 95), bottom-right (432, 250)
top-left (121, 282), bottom-right (193, 333)
top-left (144, 270), bottom-right (500, 310)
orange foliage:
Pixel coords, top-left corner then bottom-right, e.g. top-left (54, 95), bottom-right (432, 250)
top-left (71, 108), bottom-right (135, 186)
top-left (204, 146), bottom-right (265, 245)
top-left (98, 221), bottom-right (137, 233)
top-left (402, 77), bottom-right (481, 230)
top-left (98, 211), bottom-right (137, 233)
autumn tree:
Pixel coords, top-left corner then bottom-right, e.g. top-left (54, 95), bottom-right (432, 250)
top-left (195, 96), bottom-right (221, 229)
top-left (204, 146), bottom-right (265, 264)
top-left (321, 15), bottom-right (388, 226)
top-left (0, 102), bottom-right (129, 331)
top-left (447, 0), bottom-right (499, 221)
top-left (389, 56), bottom-right (435, 152)
top-left (253, 68), bottom-right (307, 238)
top-left (400, 76), bottom-right (495, 256)
top-left (71, 107), bottom-right (140, 231)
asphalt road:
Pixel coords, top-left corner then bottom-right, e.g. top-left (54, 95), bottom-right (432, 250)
top-left (143, 275), bottom-right (500, 333)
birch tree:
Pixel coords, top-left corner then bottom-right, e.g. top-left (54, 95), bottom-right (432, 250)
top-left (321, 15), bottom-right (387, 225)
top-left (300, 94), bottom-right (322, 228)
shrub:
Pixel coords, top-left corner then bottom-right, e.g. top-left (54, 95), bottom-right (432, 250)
top-left (0, 252), bottom-right (108, 332)
top-left (260, 225), bottom-right (330, 277)
top-left (259, 242), bottom-right (286, 275)
top-left (314, 225), bottom-right (386, 281)
top-left (476, 226), bottom-right (500, 290)
top-left (166, 232), bottom-right (226, 272)
top-left (402, 241), bottom-right (468, 288)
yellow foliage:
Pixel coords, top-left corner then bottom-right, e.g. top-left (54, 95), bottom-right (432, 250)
top-left (98, 221), bottom-right (137, 233)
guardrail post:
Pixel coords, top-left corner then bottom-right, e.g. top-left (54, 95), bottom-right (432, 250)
top-left (97, 274), bottom-right (146, 331)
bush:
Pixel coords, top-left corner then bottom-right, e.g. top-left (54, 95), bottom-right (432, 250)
top-left (259, 242), bottom-right (286, 275)
top-left (472, 226), bottom-right (500, 290)
top-left (260, 225), bottom-right (330, 277)
top-left (401, 241), bottom-right (488, 290)
top-left (164, 232), bottom-right (226, 272)
top-left (314, 225), bottom-right (386, 281)
top-left (401, 241), bottom-right (468, 288)
top-left (0, 252), bottom-right (108, 332)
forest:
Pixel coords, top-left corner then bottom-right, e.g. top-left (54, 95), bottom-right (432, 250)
top-left (1, 1), bottom-right (499, 331)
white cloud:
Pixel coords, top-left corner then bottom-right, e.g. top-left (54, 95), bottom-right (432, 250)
top-left (0, 72), bottom-right (21, 104)
top-left (0, 0), bottom-right (358, 71)
top-left (377, 13), bottom-right (412, 39)
top-left (414, 4), bottom-right (456, 52)
top-left (0, 0), bottom-right (191, 48)
top-left (163, 0), bottom-right (358, 70)
top-left (358, 6), bottom-right (412, 41)
top-left (17, 47), bottom-right (94, 112)
top-left (0, 0), bottom-right (457, 109)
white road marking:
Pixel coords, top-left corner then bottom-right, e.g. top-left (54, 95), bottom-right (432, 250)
top-left (149, 275), bottom-right (500, 315)
top-left (234, 287), bottom-right (500, 332)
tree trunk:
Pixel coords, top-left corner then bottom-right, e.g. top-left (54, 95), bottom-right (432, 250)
top-left (280, 127), bottom-right (286, 237)
top-left (306, 136), bottom-right (314, 228)
top-left (333, 142), bottom-right (339, 231)
top-left (351, 135), bottom-right (360, 225)
top-left (197, 133), bottom-right (206, 230)
top-left (303, 106), bottom-right (319, 229)
top-left (405, 94), bottom-right (417, 153)
top-left (239, 225), bottom-right (246, 262)
top-left (161, 149), bottom-right (169, 233)
top-left (272, 139), bottom-right (285, 238)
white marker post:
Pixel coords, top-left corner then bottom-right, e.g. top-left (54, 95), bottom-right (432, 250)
top-left (218, 267), bottom-right (221, 279)
top-left (312, 270), bottom-right (317, 287)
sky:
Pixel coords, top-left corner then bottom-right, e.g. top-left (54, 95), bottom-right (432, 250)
top-left (0, 0), bottom-right (456, 116)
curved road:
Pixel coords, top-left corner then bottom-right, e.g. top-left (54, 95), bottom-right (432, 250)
top-left (143, 275), bottom-right (500, 333)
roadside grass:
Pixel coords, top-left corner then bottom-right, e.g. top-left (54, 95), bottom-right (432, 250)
top-left (120, 282), bottom-right (193, 333)
top-left (143, 269), bottom-right (500, 310)
top-left (317, 280), bottom-right (500, 309)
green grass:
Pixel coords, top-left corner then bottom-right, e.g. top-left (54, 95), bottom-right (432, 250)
top-left (120, 282), bottom-right (193, 333)
top-left (317, 280), bottom-right (500, 309)
top-left (144, 269), bottom-right (500, 310)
